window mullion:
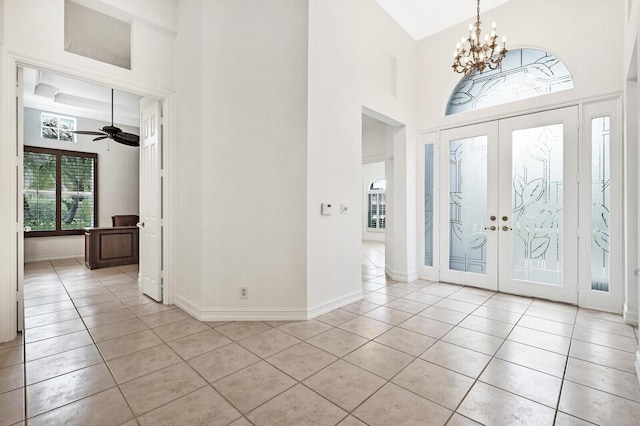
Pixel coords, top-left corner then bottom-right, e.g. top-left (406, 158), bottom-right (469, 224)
top-left (56, 152), bottom-right (62, 235)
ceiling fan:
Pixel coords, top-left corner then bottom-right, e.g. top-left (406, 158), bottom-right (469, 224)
top-left (72, 88), bottom-right (140, 147)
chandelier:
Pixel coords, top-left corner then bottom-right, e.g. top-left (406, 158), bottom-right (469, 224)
top-left (452, 0), bottom-right (507, 75)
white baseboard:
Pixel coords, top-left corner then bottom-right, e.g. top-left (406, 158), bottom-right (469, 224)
top-left (623, 303), bottom-right (638, 326)
top-left (24, 252), bottom-right (83, 263)
top-left (175, 290), bottom-right (363, 322)
top-left (385, 266), bottom-right (419, 283)
top-left (306, 290), bottom-right (364, 319)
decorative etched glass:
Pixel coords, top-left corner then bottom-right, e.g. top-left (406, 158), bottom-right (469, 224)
top-left (449, 136), bottom-right (488, 273)
top-left (511, 124), bottom-right (563, 285)
top-left (446, 49), bottom-right (574, 116)
top-left (424, 144), bottom-right (434, 266)
top-left (591, 117), bottom-right (610, 292)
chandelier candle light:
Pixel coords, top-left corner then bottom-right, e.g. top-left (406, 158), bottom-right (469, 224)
top-left (452, 0), bottom-right (507, 75)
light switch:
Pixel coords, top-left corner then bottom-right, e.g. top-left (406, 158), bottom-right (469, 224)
top-left (321, 202), bottom-right (333, 215)
top-left (341, 204), bottom-right (348, 214)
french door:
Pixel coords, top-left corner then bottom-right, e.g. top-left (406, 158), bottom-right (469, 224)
top-left (438, 107), bottom-right (579, 304)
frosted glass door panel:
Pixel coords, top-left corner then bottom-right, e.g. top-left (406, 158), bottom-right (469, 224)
top-left (449, 136), bottom-right (488, 273)
top-left (511, 124), bottom-right (564, 286)
top-left (591, 117), bottom-right (610, 292)
top-left (424, 144), bottom-right (434, 267)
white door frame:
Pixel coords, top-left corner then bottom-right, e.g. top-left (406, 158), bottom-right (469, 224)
top-left (417, 95), bottom-right (623, 312)
top-left (1, 52), bottom-right (175, 340)
top-left (578, 98), bottom-right (624, 312)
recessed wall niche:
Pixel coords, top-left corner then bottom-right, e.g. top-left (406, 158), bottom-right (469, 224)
top-left (64, 0), bottom-right (131, 69)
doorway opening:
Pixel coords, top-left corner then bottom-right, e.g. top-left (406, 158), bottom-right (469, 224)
top-left (420, 99), bottom-right (623, 312)
top-left (16, 64), bottom-right (169, 333)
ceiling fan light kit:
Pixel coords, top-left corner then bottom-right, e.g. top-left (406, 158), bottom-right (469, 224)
top-left (72, 88), bottom-right (140, 147)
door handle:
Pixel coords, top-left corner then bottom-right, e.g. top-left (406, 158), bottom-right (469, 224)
top-left (490, 215), bottom-right (497, 221)
top-left (484, 226), bottom-right (496, 231)
top-left (502, 216), bottom-right (509, 221)
top-left (137, 222), bottom-right (145, 228)
top-left (502, 225), bottom-right (512, 231)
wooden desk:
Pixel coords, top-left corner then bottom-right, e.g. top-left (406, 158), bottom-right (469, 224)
top-left (84, 226), bottom-right (139, 270)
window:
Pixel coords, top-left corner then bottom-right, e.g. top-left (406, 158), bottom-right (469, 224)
top-left (41, 113), bottom-right (76, 142)
top-left (424, 144), bottom-right (434, 266)
top-left (591, 116), bottom-right (611, 292)
top-left (23, 146), bottom-right (97, 236)
top-left (368, 177), bottom-right (386, 230)
top-left (446, 48), bottom-right (574, 116)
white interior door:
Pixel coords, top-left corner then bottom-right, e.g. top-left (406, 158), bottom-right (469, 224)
top-left (439, 121), bottom-right (499, 291)
top-left (139, 98), bottom-right (162, 302)
top-left (498, 107), bottom-right (579, 304)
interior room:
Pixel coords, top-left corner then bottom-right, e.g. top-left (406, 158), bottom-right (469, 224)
top-left (21, 67), bottom-right (141, 263)
top-left (0, 0), bottom-right (639, 425)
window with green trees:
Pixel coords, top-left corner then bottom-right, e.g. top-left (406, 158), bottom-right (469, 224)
top-left (23, 146), bottom-right (97, 236)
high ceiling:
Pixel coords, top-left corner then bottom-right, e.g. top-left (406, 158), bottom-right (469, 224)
top-left (22, 67), bottom-right (142, 127)
top-left (373, 0), bottom-right (513, 40)
top-left (22, 1), bottom-right (515, 127)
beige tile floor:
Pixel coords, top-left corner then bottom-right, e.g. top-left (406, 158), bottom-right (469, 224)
top-left (1, 248), bottom-right (639, 425)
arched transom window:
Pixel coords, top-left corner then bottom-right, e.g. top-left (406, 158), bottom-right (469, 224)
top-left (446, 48), bottom-right (574, 116)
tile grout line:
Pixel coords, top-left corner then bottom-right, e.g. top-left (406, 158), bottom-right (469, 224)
top-left (26, 260), bottom-right (140, 423)
top-left (19, 261), bottom-right (638, 425)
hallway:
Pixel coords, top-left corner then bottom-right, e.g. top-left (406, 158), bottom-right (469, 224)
top-left (1, 257), bottom-right (639, 425)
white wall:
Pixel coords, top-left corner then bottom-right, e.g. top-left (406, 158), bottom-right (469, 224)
top-left (362, 114), bottom-right (386, 163)
top-left (173, 0), bottom-right (310, 319)
top-left (171, 0), bottom-right (418, 319)
top-left (362, 162), bottom-right (385, 242)
top-left (306, 0), bottom-right (362, 310)
top-left (625, 0), bottom-right (640, 377)
top-left (418, 0), bottom-right (624, 129)
top-left (359, 0), bottom-right (419, 282)
top-left (0, 0), bottom-right (175, 342)
top-left (172, 0), bottom-right (204, 309)
top-left (3, 0), bottom-right (175, 91)
top-left (22, 107), bottom-right (139, 262)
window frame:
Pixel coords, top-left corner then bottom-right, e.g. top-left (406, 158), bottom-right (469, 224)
top-left (367, 177), bottom-right (386, 231)
top-left (40, 112), bottom-right (77, 142)
top-left (24, 146), bottom-right (98, 237)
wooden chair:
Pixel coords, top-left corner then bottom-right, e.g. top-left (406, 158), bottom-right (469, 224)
top-left (111, 215), bottom-right (139, 227)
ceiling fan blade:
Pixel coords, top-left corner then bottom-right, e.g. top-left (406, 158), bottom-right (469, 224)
top-left (93, 136), bottom-right (108, 141)
top-left (112, 132), bottom-right (140, 147)
top-left (73, 130), bottom-right (106, 136)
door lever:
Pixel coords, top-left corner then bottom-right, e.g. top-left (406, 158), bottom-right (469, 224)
top-left (484, 226), bottom-right (496, 231)
top-left (137, 222), bottom-right (145, 228)
top-left (502, 225), bottom-right (512, 231)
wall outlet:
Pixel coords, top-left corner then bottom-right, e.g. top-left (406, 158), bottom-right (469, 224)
top-left (240, 287), bottom-right (248, 299)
